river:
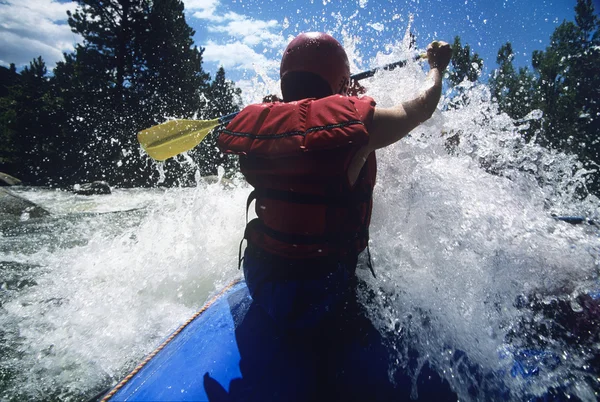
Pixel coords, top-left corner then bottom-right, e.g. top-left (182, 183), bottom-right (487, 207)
top-left (1, 46), bottom-right (600, 401)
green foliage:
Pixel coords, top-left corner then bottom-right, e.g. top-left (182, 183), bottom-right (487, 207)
top-left (446, 1), bottom-right (599, 194)
top-left (448, 36), bottom-right (483, 87)
top-left (61, 0), bottom-right (208, 186)
top-left (0, 65), bottom-right (19, 165)
top-left (0, 57), bottom-right (65, 184)
top-left (136, 0), bottom-right (210, 124)
top-left (0, 0), bottom-right (242, 187)
top-left (530, 0), bottom-right (600, 191)
top-left (489, 43), bottom-right (538, 121)
top-left (0, 64), bottom-right (17, 98)
top-left (445, 36), bottom-right (485, 114)
top-left (192, 66), bottom-right (242, 177)
top-left (204, 67), bottom-right (242, 118)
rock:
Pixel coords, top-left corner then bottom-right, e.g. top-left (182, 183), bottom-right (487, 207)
top-left (0, 172), bottom-right (22, 186)
top-left (0, 188), bottom-right (50, 218)
top-left (72, 181), bottom-right (112, 195)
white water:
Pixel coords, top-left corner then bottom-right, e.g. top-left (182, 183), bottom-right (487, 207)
top-left (1, 181), bottom-right (250, 400)
top-left (1, 34), bottom-right (600, 402)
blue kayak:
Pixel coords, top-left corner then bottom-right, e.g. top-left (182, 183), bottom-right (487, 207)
top-left (101, 279), bottom-right (457, 402)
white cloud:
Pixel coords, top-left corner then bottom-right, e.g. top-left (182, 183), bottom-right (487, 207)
top-left (184, 0), bottom-right (224, 22)
top-left (203, 41), bottom-right (278, 72)
top-left (184, 0), bottom-right (221, 9)
top-left (207, 12), bottom-right (285, 49)
top-left (185, 0), bottom-right (284, 76)
top-left (0, 0), bottom-right (80, 68)
top-left (0, 32), bottom-right (65, 68)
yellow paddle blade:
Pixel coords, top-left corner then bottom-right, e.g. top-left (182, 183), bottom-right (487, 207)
top-left (137, 118), bottom-right (221, 161)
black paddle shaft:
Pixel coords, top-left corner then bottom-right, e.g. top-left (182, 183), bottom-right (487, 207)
top-left (350, 57), bottom-right (420, 81)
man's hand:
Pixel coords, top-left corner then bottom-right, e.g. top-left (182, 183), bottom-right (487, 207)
top-left (426, 41), bottom-right (452, 71)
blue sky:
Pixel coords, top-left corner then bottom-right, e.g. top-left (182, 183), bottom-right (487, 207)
top-left (187, 0), bottom-right (577, 77)
top-left (0, 0), bottom-right (582, 90)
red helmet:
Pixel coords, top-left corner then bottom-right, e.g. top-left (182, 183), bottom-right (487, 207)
top-left (280, 32), bottom-right (350, 96)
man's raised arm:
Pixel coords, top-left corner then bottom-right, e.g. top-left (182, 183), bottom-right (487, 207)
top-left (367, 41), bottom-right (453, 151)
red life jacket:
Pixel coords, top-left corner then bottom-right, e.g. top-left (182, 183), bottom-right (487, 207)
top-left (217, 95), bottom-right (377, 262)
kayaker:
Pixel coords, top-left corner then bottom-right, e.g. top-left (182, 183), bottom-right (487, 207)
top-left (218, 32), bottom-right (452, 330)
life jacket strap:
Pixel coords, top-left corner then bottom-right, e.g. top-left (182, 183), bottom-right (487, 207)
top-left (238, 237), bottom-right (246, 270)
top-left (246, 187), bottom-right (372, 210)
top-left (246, 218), bottom-right (367, 246)
top-left (219, 119), bottom-right (364, 143)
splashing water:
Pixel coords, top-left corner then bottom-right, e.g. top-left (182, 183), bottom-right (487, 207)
top-left (1, 28), bottom-right (599, 402)
top-left (353, 33), bottom-right (600, 401)
top-left (0, 183), bottom-right (249, 400)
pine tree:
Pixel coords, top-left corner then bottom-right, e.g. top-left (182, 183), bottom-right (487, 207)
top-left (1, 0), bottom-right (241, 187)
top-left (448, 36), bottom-right (483, 87)
top-left (529, 0), bottom-right (599, 196)
top-left (489, 43), bottom-right (538, 121)
top-left (204, 67), bottom-right (242, 118)
top-left (571, 0), bottom-right (600, 166)
top-left (60, 0), bottom-right (213, 186)
top-left (9, 57), bottom-right (64, 184)
top-left (136, 0), bottom-right (210, 125)
top-left (0, 64), bottom-right (17, 98)
top-left (532, 0), bottom-right (599, 152)
top-left (192, 66), bottom-right (242, 177)
top-left (0, 64), bottom-right (19, 169)
top-left (532, 23), bottom-right (580, 150)
top-left (62, 0), bottom-right (145, 184)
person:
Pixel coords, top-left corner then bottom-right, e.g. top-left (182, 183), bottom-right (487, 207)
top-left (217, 32), bottom-right (451, 330)
top-left (214, 32), bottom-right (454, 401)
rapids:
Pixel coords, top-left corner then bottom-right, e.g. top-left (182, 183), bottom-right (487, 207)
top-left (1, 32), bottom-right (599, 402)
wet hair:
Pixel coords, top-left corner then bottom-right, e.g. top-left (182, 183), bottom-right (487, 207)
top-left (281, 71), bottom-right (333, 102)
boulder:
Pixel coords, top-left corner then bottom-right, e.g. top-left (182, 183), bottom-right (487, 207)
top-left (0, 172), bottom-right (22, 186)
top-left (0, 188), bottom-right (50, 218)
top-left (72, 181), bottom-right (112, 195)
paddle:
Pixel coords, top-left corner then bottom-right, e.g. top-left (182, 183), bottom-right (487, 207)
top-left (138, 56), bottom-right (425, 161)
top-left (137, 115), bottom-right (238, 161)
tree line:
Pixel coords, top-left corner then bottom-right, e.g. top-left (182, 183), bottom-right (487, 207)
top-left (447, 0), bottom-right (599, 195)
top-left (0, 0), bottom-right (241, 187)
top-left (1, 0), bottom-right (598, 192)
